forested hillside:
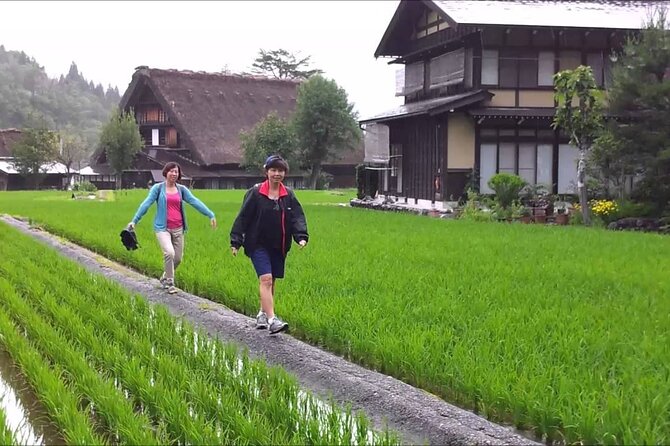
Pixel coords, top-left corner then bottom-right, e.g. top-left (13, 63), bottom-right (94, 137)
top-left (0, 45), bottom-right (121, 151)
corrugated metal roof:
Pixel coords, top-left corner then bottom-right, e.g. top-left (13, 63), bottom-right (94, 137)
top-left (432, 1), bottom-right (661, 29)
top-left (0, 161), bottom-right (74, 175)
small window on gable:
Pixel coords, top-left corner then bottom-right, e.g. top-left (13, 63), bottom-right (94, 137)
top-left (414, 8), bottom-right (448, 39)
top-left (481, 49), bottom-right (499, 85)
top-left (429, 48), bottom-right (465, 89)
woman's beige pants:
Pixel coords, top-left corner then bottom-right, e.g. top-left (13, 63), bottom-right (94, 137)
top-left (156, 228), bottom-right (184, 281)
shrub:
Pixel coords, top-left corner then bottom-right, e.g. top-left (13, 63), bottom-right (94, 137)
top-left (355, 164), bottom-right (366, 199)
top-left (458, 188), bottom-right (494, 222)
top-left (488, 174), bottom-right (526, 209)
top-left (73, 181), bottom-right (97, 193)
top-left (354, 164), bottom-right (379, 199)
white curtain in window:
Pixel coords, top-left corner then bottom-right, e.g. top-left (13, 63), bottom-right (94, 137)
top-left (538, 51), bottom-right (555, 86)
top-left (499, 143), bottom-right (516, 174)
top-left (518, 143), bottom-right (536, 184)
top-left (481, 49), bottom-right (499, 85)
top-left (479, 143), bottom-right (497, 194)
top-left (536, 144), bottom-right (553, 187)
top-left (429, 48), bottom-right (465, 88)
top-left (558, 144), bottom-right (579, 193)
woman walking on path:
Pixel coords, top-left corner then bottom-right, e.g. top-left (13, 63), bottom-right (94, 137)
top-left (230, 155), bottom-right (308, 334)
top-left (128, 162), bottom-right (217, 294)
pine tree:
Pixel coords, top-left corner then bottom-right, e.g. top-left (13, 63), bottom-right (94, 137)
top-left (604, 8), bottom-right (670, 213)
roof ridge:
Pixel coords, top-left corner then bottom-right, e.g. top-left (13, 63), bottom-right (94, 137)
top-left (141, 68), bottom-right (302, 84)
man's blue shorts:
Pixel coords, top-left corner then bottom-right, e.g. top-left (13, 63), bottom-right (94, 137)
top-left (250, 247), bottom-right (285, 279)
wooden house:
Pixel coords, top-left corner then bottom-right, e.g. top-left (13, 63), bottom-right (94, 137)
top-left (91, 68), bottom-right (361, 189)
top-left (360, 0), bottom-right (659, 205)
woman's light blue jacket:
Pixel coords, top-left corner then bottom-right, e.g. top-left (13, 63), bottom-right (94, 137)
top-left (132, 182), bottom-right (215, 232)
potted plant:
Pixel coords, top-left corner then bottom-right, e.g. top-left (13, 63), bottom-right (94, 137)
top-left (554, 201), bottom-right (570, 225)
top-left (521, 183), bottom-right (553, 217)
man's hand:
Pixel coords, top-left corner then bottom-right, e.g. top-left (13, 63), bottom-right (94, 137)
top-left (298, 240), bottom-right (307, 249)
top-left (231, 246), bottom-right (238, 257)
top-left (210, 218), bottom-right (217, 229)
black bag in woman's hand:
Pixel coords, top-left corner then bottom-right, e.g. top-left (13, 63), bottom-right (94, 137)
top-left (120, 227), bottom-right (139, 250)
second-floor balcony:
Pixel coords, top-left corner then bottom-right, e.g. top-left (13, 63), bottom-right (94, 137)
top-left (136, 108), bottom-right (170, 125)
top-left (396, 48), bottom-right (614, 101)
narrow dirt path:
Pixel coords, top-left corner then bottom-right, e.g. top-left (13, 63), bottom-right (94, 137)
top-left (2, 215), bottom-right (539, 446)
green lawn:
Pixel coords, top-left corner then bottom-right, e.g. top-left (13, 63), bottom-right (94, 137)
top-left (1, 188), bottom-right (669, 445)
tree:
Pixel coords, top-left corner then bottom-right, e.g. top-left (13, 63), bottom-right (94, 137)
top-left (251, 49), bottom-right (322, 80)
top-left (293, 75), bottom-right (361, 189)
top-left (57, 128), bottom-right (89, 186)
top-left (99, 108), bottom-right (143, 189)
top-left (11, 127), bottom-right (59, 189)
top-left (240, 111), bottom-right (297, 170)
top-left (0, 47), bottom-right (119, 150)
top-left (553, 65), bottom-right (605, 225)
top-left (602, 8), bottom-right (670, 213)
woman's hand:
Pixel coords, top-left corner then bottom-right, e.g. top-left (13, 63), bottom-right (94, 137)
top-left (210, 218), bottom-right (217, 229)
top-left (127, 222), bottom-right (135, 230)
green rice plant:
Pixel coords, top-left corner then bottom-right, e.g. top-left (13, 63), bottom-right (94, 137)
top-left (0, 221), bottom-right (397, 445)
top-left (0, 258), bottom-right (220, 444)
top-left (0, 275), bottom-right (162, 445)
top-left (0, 407), bottom-right (17, 446)
top-left (3, 189), bottom-right (668, 444)
top-left (0, 298), bottom-right (103, 445)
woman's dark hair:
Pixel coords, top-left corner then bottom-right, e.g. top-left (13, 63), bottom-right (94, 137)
top-left (263, 154), bottom-right (289, 173)
top-left (162, 162), bottom-right (182, 180)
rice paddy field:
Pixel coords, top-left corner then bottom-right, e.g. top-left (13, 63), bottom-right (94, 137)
top-left (0, 217), bottom-right (397, 445)
top-left (1, 189), bottom-right (669, 445)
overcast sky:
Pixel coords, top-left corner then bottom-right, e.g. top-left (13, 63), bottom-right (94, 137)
top-left (0, 1), bottom-right (404, 119)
